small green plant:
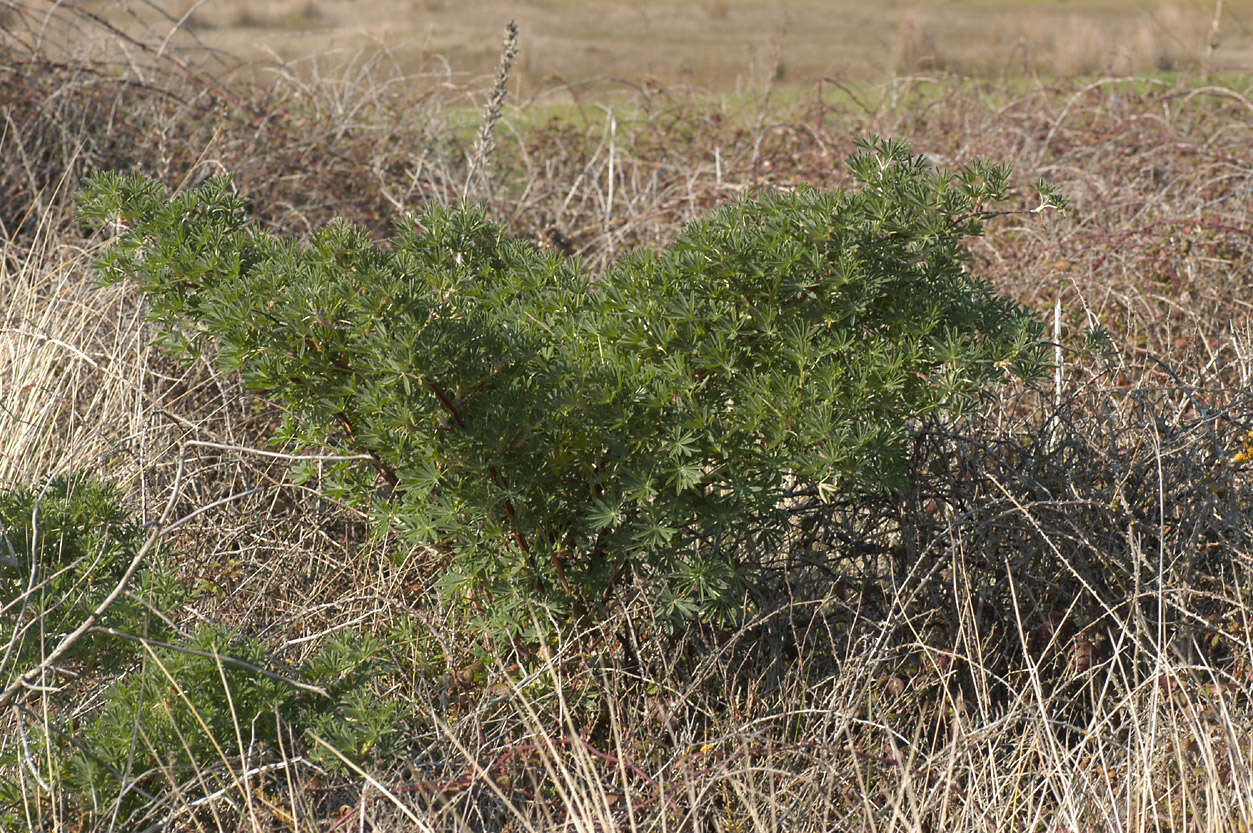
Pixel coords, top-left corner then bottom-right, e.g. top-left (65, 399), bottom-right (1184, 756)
top-left (0, 477), bottom-right (396, 827)
top-left (44, 626), bottom-right (394, 824)
top-left (1, 622), bottom-right (395, 826)
top-left (79, 137), bottom-right (1057, 635)
top-left (0, 474), bottom-right (179, 680)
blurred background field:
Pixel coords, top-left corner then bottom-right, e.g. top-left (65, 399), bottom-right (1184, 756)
top-left (12, 0), bottom-right (1253, 93)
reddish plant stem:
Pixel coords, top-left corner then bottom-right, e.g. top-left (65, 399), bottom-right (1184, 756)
top-left (52, 1), bottom-right (262, 124)
top-left (328, 410), bottom-right (400, 491)
top-left (352, 733), bottom-right (679, 821)
top-left (423, 376), bottom-right (534, 558)
top-left (280, 366), bottom-right (400, 490)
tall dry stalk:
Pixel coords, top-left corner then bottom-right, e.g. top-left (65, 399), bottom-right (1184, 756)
top-left (463, 19), bottom-right (519, 203)
top-left (1204, 0), bottom-right (1224, 75)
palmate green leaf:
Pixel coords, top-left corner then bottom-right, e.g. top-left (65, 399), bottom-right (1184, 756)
top-left (584, 497), bottom-right (622, 531)
top-left (669, 462), bottom-right (705, 494)
top-left (79, 135), bottom-right (1055, 636)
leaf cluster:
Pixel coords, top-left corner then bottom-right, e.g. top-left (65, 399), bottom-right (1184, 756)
top-left (78, 136), bottom-right (1051, 634)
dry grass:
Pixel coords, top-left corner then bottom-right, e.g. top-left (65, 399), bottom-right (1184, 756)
top-left (0, 225), bottom-right (139, 487)
top-left (1, 4), bottom-right (1252, 831)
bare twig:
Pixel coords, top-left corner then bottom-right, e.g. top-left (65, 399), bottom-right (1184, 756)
top-left (86, 626), bottom-right (329, 698)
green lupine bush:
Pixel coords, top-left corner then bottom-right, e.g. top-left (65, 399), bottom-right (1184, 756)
top-left (46, 626), bottom-right (395, 824)
top-left (0, 478), bottom-right (395, 826)
top-left (79, 137), bottom-right (1058, 634)
top-left (0, 474), bottom-right (179, 679)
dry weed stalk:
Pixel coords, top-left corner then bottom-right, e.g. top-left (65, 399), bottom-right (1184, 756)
top-left (1204, 0), bottom-right (1225, 75)
top-left (464, 19), bottom-right (519, 203)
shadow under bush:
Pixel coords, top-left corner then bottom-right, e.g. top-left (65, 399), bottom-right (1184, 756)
top-left (679, 379), bottom-right (1253, 747)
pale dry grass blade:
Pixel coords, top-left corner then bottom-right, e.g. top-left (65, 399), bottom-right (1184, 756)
top-left (0, 221), bottom-right (150, 488)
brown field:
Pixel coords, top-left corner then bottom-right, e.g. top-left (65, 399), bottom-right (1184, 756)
top-left (13, 0), bottom-right (1253, 91)
top-left (2, 2), bottom-right (1253, 831)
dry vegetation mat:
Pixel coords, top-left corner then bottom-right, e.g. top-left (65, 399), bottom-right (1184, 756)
top-left (1, 6), bottom-right (1252, 833)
